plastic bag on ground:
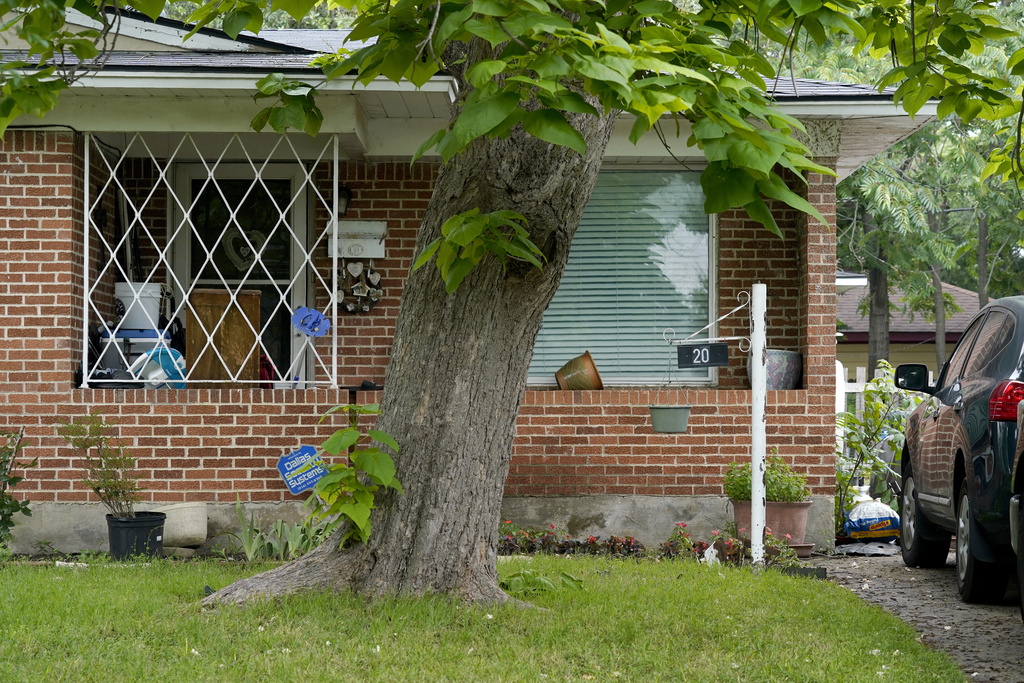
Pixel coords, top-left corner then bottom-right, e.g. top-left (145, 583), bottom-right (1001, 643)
top-left (844, 499), bottom-right (899, 541)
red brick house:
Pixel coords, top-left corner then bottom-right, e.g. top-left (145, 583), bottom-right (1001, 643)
top-left (0, 13), bottom-right (933, 552)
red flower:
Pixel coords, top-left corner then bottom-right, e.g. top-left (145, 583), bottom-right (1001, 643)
top-left (550, 524), bottom-right (555, 529)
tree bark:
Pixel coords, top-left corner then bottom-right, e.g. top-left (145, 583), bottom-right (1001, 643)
top-left (204, 46), bottom-right (617, 607)
top-left (928, 212), bottom-right (946, 369)
top-left (865, 212), bottom-right (889, 376)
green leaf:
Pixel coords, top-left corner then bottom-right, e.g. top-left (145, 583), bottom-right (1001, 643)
top-left (412, 239), bottom-right (441, 270)
top-left (337, 501), bottom-right (371, 531)
top-left (351, 449), bottom-right (398, 487)
top-left (270, 0), bottom-right (317, 22)
top-left (125, 0), bottom-right (167, 21)
top-left (522, 109), bottom-right (586, 155)
top-left (444, 258), bottom-right (476, 293)
top-left (757, 174), bottom-right (829, 227)
top-left (726, 137), bottom-right (785, 175)
top-left (467, 59), bottom-right (507, 88)
top-left (267, 99), bottom-right (308, 132)
top-left (786, 0), bottom-right (821, 16)
top-left (321, 428), bottom-right (360, 455)
top-left (412, 126), bottom-right (449, 163)
top-left (222, 7), bottom-right (260, 40)
top-left (701, 164), bottom-right (758, 213)
top-left (367, 429), bottom-right (399, 452)
top-left (449, 91), bottom-right (522, 153)
top-left (743, 197), bottom-right (782, 238)
top-left (1009, 47), bottom-right (1024, 76)
top-left (552, 90), bottom-right (599, 115)
top-left (256, 73), bottom-right (286, 96)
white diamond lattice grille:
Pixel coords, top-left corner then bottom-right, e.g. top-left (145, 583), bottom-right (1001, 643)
top-left (83, 132), bottom-right (339, 387)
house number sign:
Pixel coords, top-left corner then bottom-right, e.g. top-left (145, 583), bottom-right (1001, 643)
top-left (677, 342), bottom-right (729, 368)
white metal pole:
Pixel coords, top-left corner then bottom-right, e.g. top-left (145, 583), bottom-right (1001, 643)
top-left (750, 283), bottom-right (767, 564)
top-left (82, 134), bottom-right (92, 388)
top-left (331, 134), bottom-right (339, 386)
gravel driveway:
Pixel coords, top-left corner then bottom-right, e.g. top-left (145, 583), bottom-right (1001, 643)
top-left (807, 551), bottom-right (1023, 681)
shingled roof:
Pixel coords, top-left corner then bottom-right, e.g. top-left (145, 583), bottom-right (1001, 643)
top-left (837, 281), bottom-right (980, 344)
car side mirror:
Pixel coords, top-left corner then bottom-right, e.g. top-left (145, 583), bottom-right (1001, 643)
top-left (895, 363), bottom-right (934, 394)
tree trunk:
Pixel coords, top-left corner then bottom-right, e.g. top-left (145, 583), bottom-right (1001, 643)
top-left (977, 212), bottom-right (988, 307)
top-left (865, 212), bottom-right (889, 376)
top-left (204, 50), bottom-right (617, 606)
top-left (928, 212), bottom-right (946, 369)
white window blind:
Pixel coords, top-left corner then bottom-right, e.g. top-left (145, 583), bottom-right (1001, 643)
top-left (529, 170), bottom-right (712, 384)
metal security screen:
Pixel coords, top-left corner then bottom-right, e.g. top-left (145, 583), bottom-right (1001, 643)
top-left (82, 132), bottom-right (340, 387)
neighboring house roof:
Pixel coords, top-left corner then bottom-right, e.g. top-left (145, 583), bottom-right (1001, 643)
top-left (837, 282), bottom-right (981, 344)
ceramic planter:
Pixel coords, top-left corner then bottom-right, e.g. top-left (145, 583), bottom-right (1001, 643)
top-left (554, 350), bottom-right (604, 390)
top-left (152, 502), bottom-right (208, 548)
top-left (649, 405), bottom-right (691, 433)
top-left (747, 349), bottom-right (802, 390)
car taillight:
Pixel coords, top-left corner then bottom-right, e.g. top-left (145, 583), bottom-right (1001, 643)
top-left (989, 380), bottom-right (1024, 422)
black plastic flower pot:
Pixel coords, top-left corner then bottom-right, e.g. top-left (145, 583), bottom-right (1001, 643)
top-left (106, 511), bottom-right (166, 560)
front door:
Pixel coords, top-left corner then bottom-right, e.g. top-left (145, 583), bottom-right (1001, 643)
top-left (172, 164), bottom-right (309, 384)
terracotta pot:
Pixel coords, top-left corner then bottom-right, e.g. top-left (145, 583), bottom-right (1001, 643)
top-left (730, 499), bottom-right (813, 545)
top-left (554, 350), bottom-right (603, 390)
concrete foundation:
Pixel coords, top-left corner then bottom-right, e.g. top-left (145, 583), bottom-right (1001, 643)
top-left (9, 495), bottom-right (835, 554)
top-left (8, 501), bottom-right (306, 555)
top-left (500, 494), bottom-right (836, 550)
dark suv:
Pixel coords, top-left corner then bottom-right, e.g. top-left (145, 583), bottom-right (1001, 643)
top-left (895, 296), bottom-right (1024, 617)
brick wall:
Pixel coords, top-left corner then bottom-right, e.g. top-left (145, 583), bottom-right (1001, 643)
top-left (1, 130), bottom-right (837, 511)
top-left (507, 163), bottom-right (839, 499)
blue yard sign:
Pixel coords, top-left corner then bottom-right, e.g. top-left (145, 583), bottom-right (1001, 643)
top-left (277, 445), bottom-right (328, 495)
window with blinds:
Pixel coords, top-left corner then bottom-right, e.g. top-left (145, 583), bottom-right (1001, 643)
top-left (529, 170), bottom-right (713, 385)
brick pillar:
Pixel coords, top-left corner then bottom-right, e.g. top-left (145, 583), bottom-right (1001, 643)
top-left (0, 130), bottom-right (82, 406)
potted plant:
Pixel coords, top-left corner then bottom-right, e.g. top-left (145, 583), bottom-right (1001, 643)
top-left (56, 411), bottom-right (165, 560)
top-left (723, 454), bottom-right (813, 557)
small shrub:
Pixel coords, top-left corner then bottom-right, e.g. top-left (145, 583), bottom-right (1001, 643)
top-left (658, 522), bottom-right (696, 559)
top-left (496, 522), bottom-right (646, 558)
top-left (500, 569), bottom-right (583, 597)
top-left (836, 360), bottom-right (921, 534)
top-left (705, 523), bottom-right (799, 569)
top-left (55, 411), bottom-right (141, 518)
top-left (225, 497), bottom-right (335, 561)
top-left (0, 428), bottom-right (35, 548)
top-left (723, 455), bottom-right (809, 503)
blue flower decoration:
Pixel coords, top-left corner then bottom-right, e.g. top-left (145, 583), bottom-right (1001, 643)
top-left (291, 307), bottom-right (331, 337)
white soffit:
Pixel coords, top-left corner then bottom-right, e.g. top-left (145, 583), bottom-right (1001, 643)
top-left (26, 64), bottom-right (932, 173)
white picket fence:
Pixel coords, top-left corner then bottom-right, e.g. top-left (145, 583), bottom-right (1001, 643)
top-left (838, 363), bottom-right (934, 417)
top-left (837, 363), bottom-right (931, 491)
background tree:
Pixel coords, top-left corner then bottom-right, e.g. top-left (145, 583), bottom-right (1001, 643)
top-left (796, 6), bottom-right (1024, 371)
top-left (2, 0), bottom-right (1022, 605)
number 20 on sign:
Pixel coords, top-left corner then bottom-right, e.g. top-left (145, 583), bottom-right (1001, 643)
top-left (677, 343), bottom-right (730, 368)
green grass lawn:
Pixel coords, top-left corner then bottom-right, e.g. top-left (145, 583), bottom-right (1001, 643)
top-left (0, 554), bottom-right (964, 682)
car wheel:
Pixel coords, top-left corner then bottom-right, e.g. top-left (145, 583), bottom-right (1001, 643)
top-left (900, 469), bottom-right (949, 568)
top-left (956, 483), bottom-right (1009, 603)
